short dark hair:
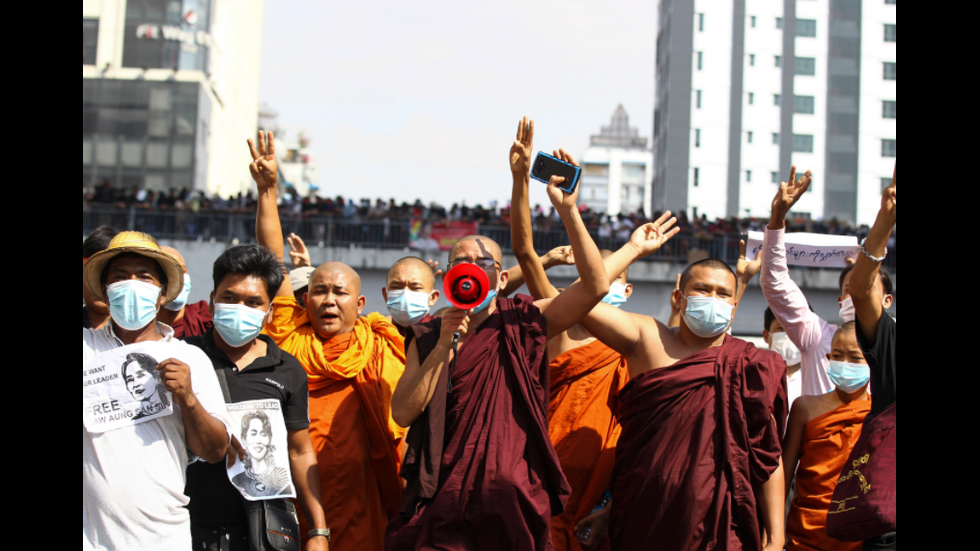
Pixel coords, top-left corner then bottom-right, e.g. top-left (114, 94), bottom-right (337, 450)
top-left (764, 307), bottom-right (776, 334)
top-left (679, 258), bottom-right (738, 295)
top-left (83, 225), bottom-right (119, 260)
top-left (838, 264), bottom-right (893, 296)
top-left (100, 252), bottom-right (168, 290)
top-left (213, 245), bottom-right (284, 300)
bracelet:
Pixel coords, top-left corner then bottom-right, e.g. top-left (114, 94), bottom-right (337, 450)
top-left (308, 528), bottom-right (331, 541)
top-left (860, 244), bottom-right (886, 263)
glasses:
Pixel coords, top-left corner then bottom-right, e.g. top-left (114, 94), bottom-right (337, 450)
top-left (448, 257), bottom-right (501, 270)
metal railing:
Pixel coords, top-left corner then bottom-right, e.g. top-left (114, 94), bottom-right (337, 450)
top-left (82, 206), bottom-right (896, 271)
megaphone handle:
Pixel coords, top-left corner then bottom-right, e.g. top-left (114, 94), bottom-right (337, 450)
top-left (448, 331), bottom-right (460, 394)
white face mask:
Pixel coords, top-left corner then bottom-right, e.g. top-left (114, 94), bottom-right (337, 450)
top-left (839, 296), bottom-right (856, 323)
top-left (769, 332), bottom-right (801, 366)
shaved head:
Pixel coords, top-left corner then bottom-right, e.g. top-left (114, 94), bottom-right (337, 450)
top-left (161, 246), bottom-right (187, 273)
top-left (449, 235), bottom-right (502, 264)
top-left (311, 261), bottom-right (362, 295)
top-left (600, 249), bottom-right (628, 282)
top-left (387, 257), bottom-right (435, 289)
top-left (679, 258), bottom-right (736, 295)
top-left (834, 321), bottom-right (857, 341)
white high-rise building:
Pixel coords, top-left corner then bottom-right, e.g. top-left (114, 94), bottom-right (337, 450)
top-left (83, 0), bottom-right (265, 198)
top-left (580, 106), bottom-right (654, 216)
top-left (652, 0), bottom-right (896, 226)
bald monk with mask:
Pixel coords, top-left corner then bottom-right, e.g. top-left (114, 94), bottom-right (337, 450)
top-left (577, 243), bottom-right (789, 550)
top-left (250, 131), bottom-right (406, 551)
top-left (157, 245), bottom-right (214, 338)
top-left (385, 127), bottom-right (612, 550)
top-left (383, 257), bottom-right (440, 336)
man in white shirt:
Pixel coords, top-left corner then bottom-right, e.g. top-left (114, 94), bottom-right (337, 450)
top-left (82, 231), bottom-right (232, 551)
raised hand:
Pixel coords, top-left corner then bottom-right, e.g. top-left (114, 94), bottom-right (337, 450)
top-left (769, 166), bottom-right (812, 229)
top-left (627, 211), bottom-right (680, 258)
top-left (426, 258), bottom-right (444, 279)
top-left (287, 233), bottom-right (312, 268)
top-left (546, 149), bottom-right (580, 211)
top-left (543, 245), bottom-right (575, 268)
top-left (736, 239), bottom-right (762, 284)
top-left (879, 162), bottom-right (896, 225)
top-left (510, 116), bottom-right (535, 176)
top-left (247, 130), bottom-right (278, 192)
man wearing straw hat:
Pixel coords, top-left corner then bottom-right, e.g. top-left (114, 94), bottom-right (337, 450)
top-left (82, 231), bottom-right (233, 551)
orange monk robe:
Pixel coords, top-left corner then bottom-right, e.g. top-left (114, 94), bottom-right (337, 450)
top-left (548, 339), bottom-right (629, 551)
top-left (265, 296), bottom-right (407, 551)
top-left (787, 400), bottom-right (871, 551)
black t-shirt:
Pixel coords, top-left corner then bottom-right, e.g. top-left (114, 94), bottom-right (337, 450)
top-left (856, 312), bottom-right (896, 417)
top-left (183, 330), bottom-right (310, 527)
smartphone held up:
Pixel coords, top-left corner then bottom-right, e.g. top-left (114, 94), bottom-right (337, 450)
top-left (530, 152), bottom-right (581, 194)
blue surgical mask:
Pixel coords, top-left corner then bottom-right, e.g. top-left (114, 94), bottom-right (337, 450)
top-left (682, 295), bottom-right (734, 338)
top-left (601, 282), bottom-right (629, 308)
top-left (107, 280), bottom-right (162, 331)
top-left (164, 273), bottom-right (191, 311)
top-left (213, 303), bottom-right (269, 348)
top-left (828, 361), bottom-right (870, 393)
top-left (386, 290), bottom-right (432, 326)
top-left (471, 275), bottom-right (500, 315)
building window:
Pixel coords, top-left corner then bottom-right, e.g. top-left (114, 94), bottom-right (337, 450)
top-left (695, 128), bottom-right (701, 147)
top-left (83, 19), bottom-right (99, 65)
top-left (793, 134), bottom-right (814, 153)
top-left (795, 57), bottom-right (816, 75)
top-left (885, 0), bottom-right (896, 4)
top-left (748, 92), bottom-right (754, 105)
top-left (882, 100), bottom-right (897, 119)
top-left (751, 16), bottom-right (757, 28)
top-left (697, 51), bottom-right (703, 70)
top-left (696, 90), bottom-right (702, 109)
top-left (794, 95), bottom-right (815, 114)
top-left (880, 177), bottom-right (893, 189)
top-left (772, 171), bottom-right (779, 184)
top-left (772, 132), bottom-right (780, 144)
top-left (694, 167), bottom-right (700, 187)
top-left (885, 24), bottom-right (897, 42)
top-left (775, 55), bottom-right (782, 68)
top-left (881, 139), bottom-right (897, 157)
top-left (774, 94), bottom-right (781, 106)
top-left (747, 131), bottom-right (754, 143)
top-left (749, 54), bottom-right (755, 66)
top-left (746, 170), bottom-right (752, 182)
top-left (797, 19), bottom-right (817, 37)
top-left (884, 62), bottom-right (897, 80)
top-left (776, 17), bottom-right (783, 30)
top-left (699, 13), bottom-right (705, 32)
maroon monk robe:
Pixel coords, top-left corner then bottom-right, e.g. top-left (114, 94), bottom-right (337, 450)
top-left (611, 336), bottom-right (787, 551)
top-left (171, 299), bottom-right (213, 339)
top-left (386, 295), bottom-right (571, 551)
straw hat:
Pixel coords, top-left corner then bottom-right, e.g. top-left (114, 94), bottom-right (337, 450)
top-left (83, 231), bottom-right (184, 303)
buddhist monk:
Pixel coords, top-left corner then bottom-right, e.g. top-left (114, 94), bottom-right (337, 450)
top-left (157, 245), bottom-right (214, 338)
top-left (783, 322), bottom-right (871, 551)
top-left (507, 122), bottom-right (633, 551)
top-left (383, 257), bottom-right (440, 336)
top-left (385, 137), bottom-right (613, 551)
top-left (579, 246), bottom-right (788, 550)
top-left (249, 130), bottom-right (406, 551)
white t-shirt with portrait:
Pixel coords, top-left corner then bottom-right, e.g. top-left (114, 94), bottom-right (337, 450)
top-left (82, 323), bottom-right (231, 551)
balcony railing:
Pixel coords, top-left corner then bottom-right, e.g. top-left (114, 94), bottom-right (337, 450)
top-left (82, 206), bottom-right (895, 271)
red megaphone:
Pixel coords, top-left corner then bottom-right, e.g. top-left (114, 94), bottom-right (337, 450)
top-left (443, 263), bottom-right (490, 310)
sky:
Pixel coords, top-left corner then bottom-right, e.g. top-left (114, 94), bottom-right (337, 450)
top-left (257, 0), bottom-right (657, 210)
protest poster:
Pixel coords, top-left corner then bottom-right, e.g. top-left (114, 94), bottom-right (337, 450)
top-left (410, 219), bottom-right (479, 252)
top-left (82, 342), bottom-right (175, 433)
top-left (744, 231), bottom-right (860, 268)
top-left (225, 400), bottom-right (296, 501)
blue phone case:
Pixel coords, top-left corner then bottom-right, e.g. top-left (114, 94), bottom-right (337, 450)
top-left (530, 152), bottom-right (581, 193)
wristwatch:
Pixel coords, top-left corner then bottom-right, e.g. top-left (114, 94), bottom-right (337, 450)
top-left (308, 528), bottom-right (331, 541)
